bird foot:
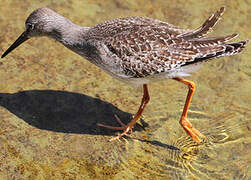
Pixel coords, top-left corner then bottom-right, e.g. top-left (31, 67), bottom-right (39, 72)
top-left (181, 119), bottom-right (205, 143)
top-left (97, 114), bottom-right (134, 141)
top-left (109, 125), bottom-right (133, 142)
top-left (188, 127), bottom-right (205, 143)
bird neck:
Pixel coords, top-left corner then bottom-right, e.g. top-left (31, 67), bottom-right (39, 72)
top-left (47, 18), bottom-right (89, 46)
top-left (46, 16), bottom-right (94, 59)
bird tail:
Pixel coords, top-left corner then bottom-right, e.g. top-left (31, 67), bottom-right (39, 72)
top-left (194, 40), bottom-right (249, 62)
top-left (178, 7), bottom-right (225, 39)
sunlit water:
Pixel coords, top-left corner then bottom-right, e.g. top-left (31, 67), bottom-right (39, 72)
top-left (0, 0), bottom-right (250, 179)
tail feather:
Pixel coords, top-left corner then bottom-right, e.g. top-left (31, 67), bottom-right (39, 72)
top-left (199, 40), bottom-right (248, 60)
top-left (222, 40), bottom-right (248, 56)
top-left (183, 40), bottom-right (249, 66)
top-left (189, 33), bottom-right (238, 47)
top-left (178, 7), bottom-right (225, 39)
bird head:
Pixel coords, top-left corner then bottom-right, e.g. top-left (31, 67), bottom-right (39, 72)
top-left (1, 7), bottom-right (61, 58)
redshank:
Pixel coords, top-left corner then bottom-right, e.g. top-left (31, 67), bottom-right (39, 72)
top-left (1, 7), bottom-right (248, 142)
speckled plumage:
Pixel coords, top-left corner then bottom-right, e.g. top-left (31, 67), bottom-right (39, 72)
top-left (83, 7), bottom-right (247, 85)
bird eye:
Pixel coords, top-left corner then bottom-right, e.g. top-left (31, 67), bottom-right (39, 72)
top-left (26, 23), bottom-right (34, 31)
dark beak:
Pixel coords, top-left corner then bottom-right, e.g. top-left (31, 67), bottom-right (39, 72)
top-left (1, 31), bottom-right (29, 58)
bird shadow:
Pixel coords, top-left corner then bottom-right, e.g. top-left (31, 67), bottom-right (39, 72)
top-left (0, 90), bottom-right (138, 135)
top-left (0, 90), bottom-right (179, 150)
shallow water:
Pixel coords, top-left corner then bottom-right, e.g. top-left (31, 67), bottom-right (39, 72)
top-left (0, 0), bottom-right (250, 179)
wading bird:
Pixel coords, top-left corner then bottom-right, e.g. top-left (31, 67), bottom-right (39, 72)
top-left (2, 7), bottom-right (248, 142)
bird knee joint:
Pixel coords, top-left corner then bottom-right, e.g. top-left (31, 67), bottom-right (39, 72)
top-left (180, 118), bottom-right (192, 128)
top-left (188, 82), bottom-right (195, 91)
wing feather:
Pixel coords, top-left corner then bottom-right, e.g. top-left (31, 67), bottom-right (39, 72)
top-left (178, 7), bottom-right (225, 39)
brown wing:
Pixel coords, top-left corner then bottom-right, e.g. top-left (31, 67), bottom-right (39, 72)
top-left (101, 24), bottom-right (198, 77)
top-left (93, 8), bottom-right (248, 78)
top-left (102, 27), bottom-right (248, 78)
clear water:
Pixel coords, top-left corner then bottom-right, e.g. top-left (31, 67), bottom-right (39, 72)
top-left (0, 0), bottom-right (250, 179)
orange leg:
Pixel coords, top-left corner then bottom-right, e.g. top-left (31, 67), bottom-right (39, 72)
top-left (97, 84), bottom-right (150, 141)
top-left (173, 77), bottom-right (205, 142)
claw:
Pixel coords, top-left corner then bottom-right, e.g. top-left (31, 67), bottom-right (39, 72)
top-left (97, 114), bottom-right (135, 141)
top-left (182, 121), bottom-right (205, 143)
top-left (109, 126), bottom-right (133, 141)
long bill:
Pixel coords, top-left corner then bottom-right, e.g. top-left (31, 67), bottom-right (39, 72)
top-left (1, 31), bottom-right (29, 58)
